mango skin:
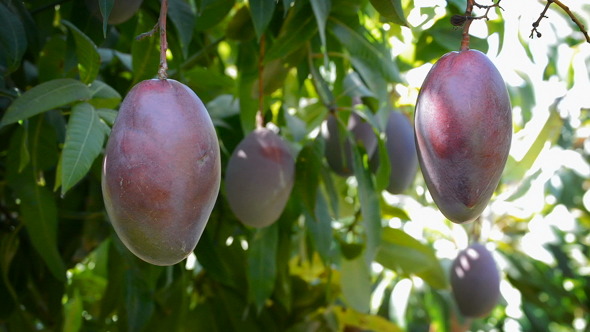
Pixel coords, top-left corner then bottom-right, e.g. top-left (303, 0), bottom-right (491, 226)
top-left (450, 243), bottom-right (500, 318)
top-left (414, 50), bottom-right (512, 223)
top-left (85, 0), bottom-right (144, 24)
top-left (322, 112), bottom-right (377, 177)
top-left (102, 79), bottom-right (220, 266)
top-left (384, 111), bottom-right (418, 194)
top-left (225, 128), bottom-right (295, 228)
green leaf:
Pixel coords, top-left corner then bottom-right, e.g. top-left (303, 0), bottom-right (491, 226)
top-left (96, 108), bottom-right (118, 125)
top-left (89, 80), bottom-right (122, 109)
top-left (247, 223), bottom-right (278, 313)
top-left (351, 144), bottom-right (381, 261)
top-left (226, 4), bottom-right (255, 41)
top-left (195, 0), bottom-right (235, 31)
top-left (310, 0), bottom-right (331, 64)
top-left (63, 290), bottom-right (83, 332)
top-left (340, 255), bottom-right (371, 313)
top-left (295, 140), bottom-right (324, 213)
top-left (99, 0), bottom-right (114, 37)
top-left (237, 41), bottom-right (258, 134)
top-left (375, 228), bottom-right (447, 289)
top-left (369, 0), bottom-right (408, 26)
top-left (305, 189), bottom-right (333, 263)
top-left (6, 127), bottom-right (66, 281)
top-left (62, 20), bottom-right (101, 84)
top-left (373, 134), bottom-right (391, 192)
top-left (249, 0), bottom-right (276, 40)
top-left (265, 4), bottom-right (317, 61)
top-left (0, 2), bottom-right (27, 73)
top-left (60, 102), bottom-right (106, 195)
top-left (132, 10), bottom-right (159, 83)
top-left (1, 78), bottom-right (91, 127)
top-left (168, 0), bottom-right (196, 59)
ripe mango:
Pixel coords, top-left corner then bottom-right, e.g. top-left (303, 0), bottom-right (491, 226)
top-left (102, 79), bottom-right (220, 266)
top-left (415, 50), bottom-right (512, 223)
top-left (450, 243), bottom-right (500, 318)
top-left (225, 128), bottom-right (295, 228)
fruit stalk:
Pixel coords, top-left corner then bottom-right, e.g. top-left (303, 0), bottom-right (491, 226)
top-left (256, 35), bottom-right (266, 129)
top-left (460, 0), bottom-right (475, 51)
top-left (158, 0), bottom-right (168, 79)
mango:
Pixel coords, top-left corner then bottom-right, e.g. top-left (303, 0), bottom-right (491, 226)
top-left (414, 49), bottom-right (512, 223)
top-left (225, 128), bottom-right (295, 228)
top-left (450, 243), bottom-right (500, 318)
top-left (102, 79), bottom-right (220, 266)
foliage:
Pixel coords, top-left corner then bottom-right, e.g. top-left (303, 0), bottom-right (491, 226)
top-left (0, 0), bottom-right (589, 331)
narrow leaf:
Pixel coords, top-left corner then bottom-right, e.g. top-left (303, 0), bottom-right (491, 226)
top-left (375, 228), bottom-right (447, 289)
top-left (304, 189), bottom-right (333, 263)
top-left (0, 2), bottom-right (27, 73)
top-left (369, 0), bottom-right (408, 26)
top-left (89, 80), bottom-right (122, 109)
top-left (62, 20), bottom-right (101, 84)
top-left (351, 144), bottom-right (381, 261)
top-left (99, 0), bottom-right (114, 37)
top-left (249, 0), bottom-right (276, 40)
top-left (1, 79), bottom-right (91, 126)
top-left (6, 128), bottom-right (66, 281)
top-left (61, 102), bottom-right (106, 195)
top-left (247, 223), bottom-right (278, 313)
top-left (265, 4), bottom-right (317, 61)
top-left (310, 0), bottom-right (331, 65)
top-left (341, 255), bottom-right (371, 313)
top-left (168, 0), bottom-right (196, 58)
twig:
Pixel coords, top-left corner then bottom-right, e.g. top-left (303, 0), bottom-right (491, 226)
top-left (256, 35), bottom-right (266, 129)
top-left (157, 0), bottom-right (168, 79)
top-left (530, 0), bottom-right (590, 43)
top-left (456, 0), bottom-right (503, 51)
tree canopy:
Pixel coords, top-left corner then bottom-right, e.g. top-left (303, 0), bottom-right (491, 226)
top-left (0, 0), bottom-right (589, 331)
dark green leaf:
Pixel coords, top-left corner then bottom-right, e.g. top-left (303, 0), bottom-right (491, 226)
top-left (375, 228), bottom-right (447, 289)
top-left (62, 20), bottom-right (101, 84)
top-left (99, 0), bottom-right (114, 37)
top-left (305, 189), bottom-right (333, 263)
top-left (340, 255), bottom-right (371, 313)
top-left (310, 0), bottom-right (331, 63)
top-left (195, 0), bottom-right (235, 31)
top-left (60, 102), bottom-right (106, 195)
top-left (226, 5), bottom-right (255, 41)
top-left (63, 290), bottom-right (83, 332)
top-left (89, 80), bottom-right (122, 109)
top-left (132, 10), bottom-right (159, 83)
top-left (351, 144), bottom-right (381, 260)
top-left (96, 108), bottom-right (118, 125)
top-left (369, 0), bottom-right (408, 26)
top-left (265, 4), bottom-right (317, 61)
top-left (373, 134), bottom-right (391, 192)
top-left (247, 223), bottom-right (278, 313)
top-left (249, 0), bottom-right (276, 40)
top-left (168, 0), bottom-right (196, 58)
top-left (0, 2), bottom-right (27, 73)
top-left (1, 79), bottom-right (91, 127)
top-left (6, 128), bottom-right (66, 281)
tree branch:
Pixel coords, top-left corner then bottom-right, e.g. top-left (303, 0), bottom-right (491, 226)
top-left (530, 0), bottom-right (590, 43)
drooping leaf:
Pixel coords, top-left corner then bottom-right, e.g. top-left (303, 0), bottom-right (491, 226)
top-left (249, 0), bottom-right (276, 40)
top-left (369, 0), bottom-right (408, 26)
top-left (340, 255), bottom-right (371, 313)
top-left (237, 40), bottom-right (258, 134)
top-left (0, 2), bottom-right (27, 73)
top-left (63, 290), bottom-right (83, 332)
top-left (99, 0), bottom-right (115, 37)
top-left (375, 228), bottom-right (447, 289)
top-left (226, 4), bottom-right (255, 41)
top-left (6, 127), bottom-right (66, 282)
top-left (265, 4), bottom-right (317, 61)
top-left (305, 189), bottom-right (333, 263)
top-left (310, 0), bottom-right (331, 64)
top-left (88, 80), bottom-right (122, 109)
top-left (168, 0), bottom-right (196, 59)
top-left (62, 20), bottom-right (101, 84)
top-left (295, 139), bottom-right (324, 213)
top-left (351, 144), bottom-right (381, 261)
top-left (247, 223), bottom-right (278, 313)
top-left (60, 102), bottom-right (106, 195)
top-left (96, 108), bottom-right (118, 125)
top-left (195, 0), bottom-right (235, 31)
top-left (131, 10), bottom-right (159, 83)
top-left (1, 79), bottom-right (91, 127)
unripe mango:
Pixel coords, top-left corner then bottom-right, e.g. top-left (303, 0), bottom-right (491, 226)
top-left (415, 49), bottom-right (512, 223)
top-left (102, 79), bottom-right (220, 266)
top-left (225, 128), bottom-right (295, 228)
top-left (322, 112), bottom-right (377, 177)
top-left (384, 111), bottom-right (418, 194)
top-left (450, 243), bottom-right (500, 318)
top-left (85, 0), bottom-right (143, 24)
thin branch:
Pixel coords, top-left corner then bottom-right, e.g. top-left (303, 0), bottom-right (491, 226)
top-left (157, 0), bottom-right (169, 79)
top-left (460, 0), bottom-right (475, 51)
top-left (456, 0), bottom-right (503, 50)
top-left (530, 0), bottom-right (590, 43)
